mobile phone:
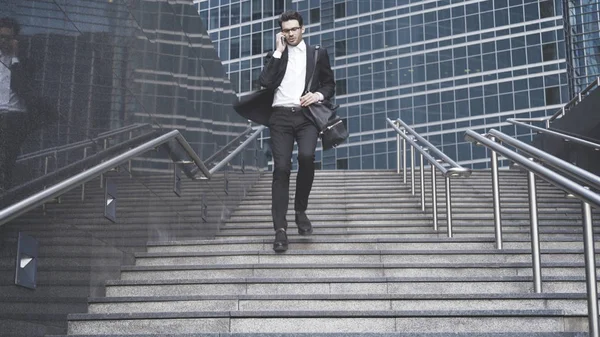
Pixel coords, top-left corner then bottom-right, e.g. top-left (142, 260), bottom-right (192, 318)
top-left (280, 36), bottom-right (287, 45)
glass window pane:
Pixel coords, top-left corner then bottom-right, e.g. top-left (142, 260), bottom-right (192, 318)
top-left (242, 1), bottom-right (251, 22)
top-left (310, 8), bottom-right (320, 23)
top-left (252, 32), bottom-right (262, 55)
top-left (252, 0), bottom-right (262, 20)
top-left (540, 0), bottom-right (554, 18)
top-left (335, 3), bottom-right (346, 18)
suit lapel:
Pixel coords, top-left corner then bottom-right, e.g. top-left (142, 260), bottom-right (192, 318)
top-left (304, 44), bottom-right (315, 92)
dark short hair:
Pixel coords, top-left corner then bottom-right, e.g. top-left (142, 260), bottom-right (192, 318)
top-left (0, 17), bottom-right (20, 36)
top-left (278, 11), bottom-right (303, 28)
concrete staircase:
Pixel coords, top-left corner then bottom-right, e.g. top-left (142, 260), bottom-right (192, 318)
top-left (51, 169), bottom-right (600, 336)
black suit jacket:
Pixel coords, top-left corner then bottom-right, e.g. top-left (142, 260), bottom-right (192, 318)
top-left (233, 44), bottom-right (335, 126)
top-left (8, 57), bottom-right (57, 131)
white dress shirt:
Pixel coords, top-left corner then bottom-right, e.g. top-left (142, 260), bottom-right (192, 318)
top-left (272, 40), bottom-right (306, 107)
top-left (272, 40), bottom-right (324, 107)
top-left (0, 51), bottom-right (25, 112)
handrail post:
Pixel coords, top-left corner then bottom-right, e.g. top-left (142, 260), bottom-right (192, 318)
top-left (490, 136), bottom-right (503, 250)
top-left (44, 156), bottom-right (50, 177)
top-left (410, 143), bottom-right (415, 195)
top-left (527, 161), bottom-right (542, 293)
top-left (445, 176), bottom-right (453, 238)
top-left (402, 129), bottom-right (407, 184)
top-left (396, 121), bottom-right (401, 174)
top-left (260, 129), bottom-right (264, 149)
top-left (81, 147), bottom-right (88, 201)
top-left (582, 199), bottom-right (599, 337)
top-left (101, 138), bottom-right (108, 188)
top-left (42, 156), bottom-right (50, 211)
top-left (419, 152), bottom-right (425, 211)
top-left (128, 131), bottom-right (133, 178)
top-left (431, 165), bottom-right (438, 231)
top-left (545, 119), bottom-right (550, 129)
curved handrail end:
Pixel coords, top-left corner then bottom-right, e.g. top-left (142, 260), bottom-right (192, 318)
top-left (464, 131), bottom-right (483, 146)
top-left (445, 167), bottom-right (472, 178)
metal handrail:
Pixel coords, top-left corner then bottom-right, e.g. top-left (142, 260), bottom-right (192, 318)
top-left (16, 123), bottom-right (151, 162)
top-left (1, 131), bottom-right (160, 205)
top-left (0, 130), bottom-right (209, 227)
top-left (465, 129), bottom-right (599, 337)
top-left (488, 129), bottom-right (600, 190)
top-left (507, 118), bottom-right (600, 151)
top-left (1, 123), bottom-right (265, 226)
top-left (204, 126), bottom-right (253, 165)
top-left (394, 119), bottom-right (466, 171)
top-left (209, 126), bottom-right (266, 175)
top-left (97, 123), bottom-right (150, 138)
top-left (387, 118), bottom-right (471, 237)
top-left (509, 117), bottom-right (552, 129)
top-left (510, 117), bottom-right (552, 123)
top-left (549, 77), bottom-right (600, 122)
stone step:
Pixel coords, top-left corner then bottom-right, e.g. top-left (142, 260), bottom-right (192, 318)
top-left (118, 261), bottom-right (600, 280)
top-left (230, 207), bottom-right (590, 215)
top-left (20, 225), bottom-right (595, 242)
top-left (131, 249), bottom-right (600, 266)
top-left (224, 214), bottom-right (586, 222)
top-left (241, 191), bottom-right (567, 199)
top-left (0, 297), bottom-right (88, 315)
top-left (232, 202), bottom-right (593, 210)
top-left (242, 188), bottom-right (565, 196)
top-left (211, 231), bottom-right (594, 241)
top-left (214, 226), bottom-right (597, 235)
top-left (65, 309), bottom-right (572, 334)
top-left (103, 276), bottom-right (595, 297)
top-left (234, 196), bottom-right (581, 205)
top-left (145, 238), bottom-right (589, 253)
top-left (85, 293), bottom-right (594, 315)
top-left (245, 182), bottom-right (559, 189)
top-left (46, 333), bottom-right (589, 337)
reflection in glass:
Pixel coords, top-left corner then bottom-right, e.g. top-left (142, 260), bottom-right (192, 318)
top-left (0, 1), bottom-right (263, 336)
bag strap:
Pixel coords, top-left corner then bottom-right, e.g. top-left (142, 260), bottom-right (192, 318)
top-left (305, 45), bottom-right (320, 94)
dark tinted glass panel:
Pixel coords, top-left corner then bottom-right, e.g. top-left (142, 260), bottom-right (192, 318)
top-left (0, 1), bottom-right (264, 336)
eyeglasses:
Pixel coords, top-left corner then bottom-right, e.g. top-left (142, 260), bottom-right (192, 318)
top-left (282, 26), bottom-right (301, 35)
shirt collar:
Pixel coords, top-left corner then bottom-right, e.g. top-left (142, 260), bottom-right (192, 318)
top-left (288, 40), bottom-right (306, 53)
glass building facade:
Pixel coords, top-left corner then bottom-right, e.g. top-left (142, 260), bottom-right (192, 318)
top-left (198, 0), bottom-right (571, 169)
top-left (564, 0), bottom-right (600, 92)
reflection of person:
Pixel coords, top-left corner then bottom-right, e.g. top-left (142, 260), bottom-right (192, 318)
top-left (0, 17), bottom-right (28, 193)
top-left (258, 11), bottom-right (335, 252)
top-left (0, 17), bottom-right (56, 193)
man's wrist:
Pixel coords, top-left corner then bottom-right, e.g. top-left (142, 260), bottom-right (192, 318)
top-left (273, 50), bottom-right (283, 59)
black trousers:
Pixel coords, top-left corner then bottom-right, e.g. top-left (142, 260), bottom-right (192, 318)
top-left (268, 106), bottom-right (319, 231)
top-left (0, 111), bottom-right (27, 192)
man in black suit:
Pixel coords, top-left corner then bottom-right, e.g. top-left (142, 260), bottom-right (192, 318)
top-left (257, 11), bottom-right (335, 252)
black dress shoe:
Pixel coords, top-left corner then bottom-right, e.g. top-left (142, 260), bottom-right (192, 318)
top-left (273, 228), bottom-right (288, 252)
top-left (295, 211), bottom-right (313, 235)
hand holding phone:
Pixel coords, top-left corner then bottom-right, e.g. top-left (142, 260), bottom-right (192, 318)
top-left (275, 32), bottom-right (287, 53)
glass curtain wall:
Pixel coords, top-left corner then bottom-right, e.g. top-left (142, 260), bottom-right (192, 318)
top-left (200, 0), bottom-right (571, 169)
